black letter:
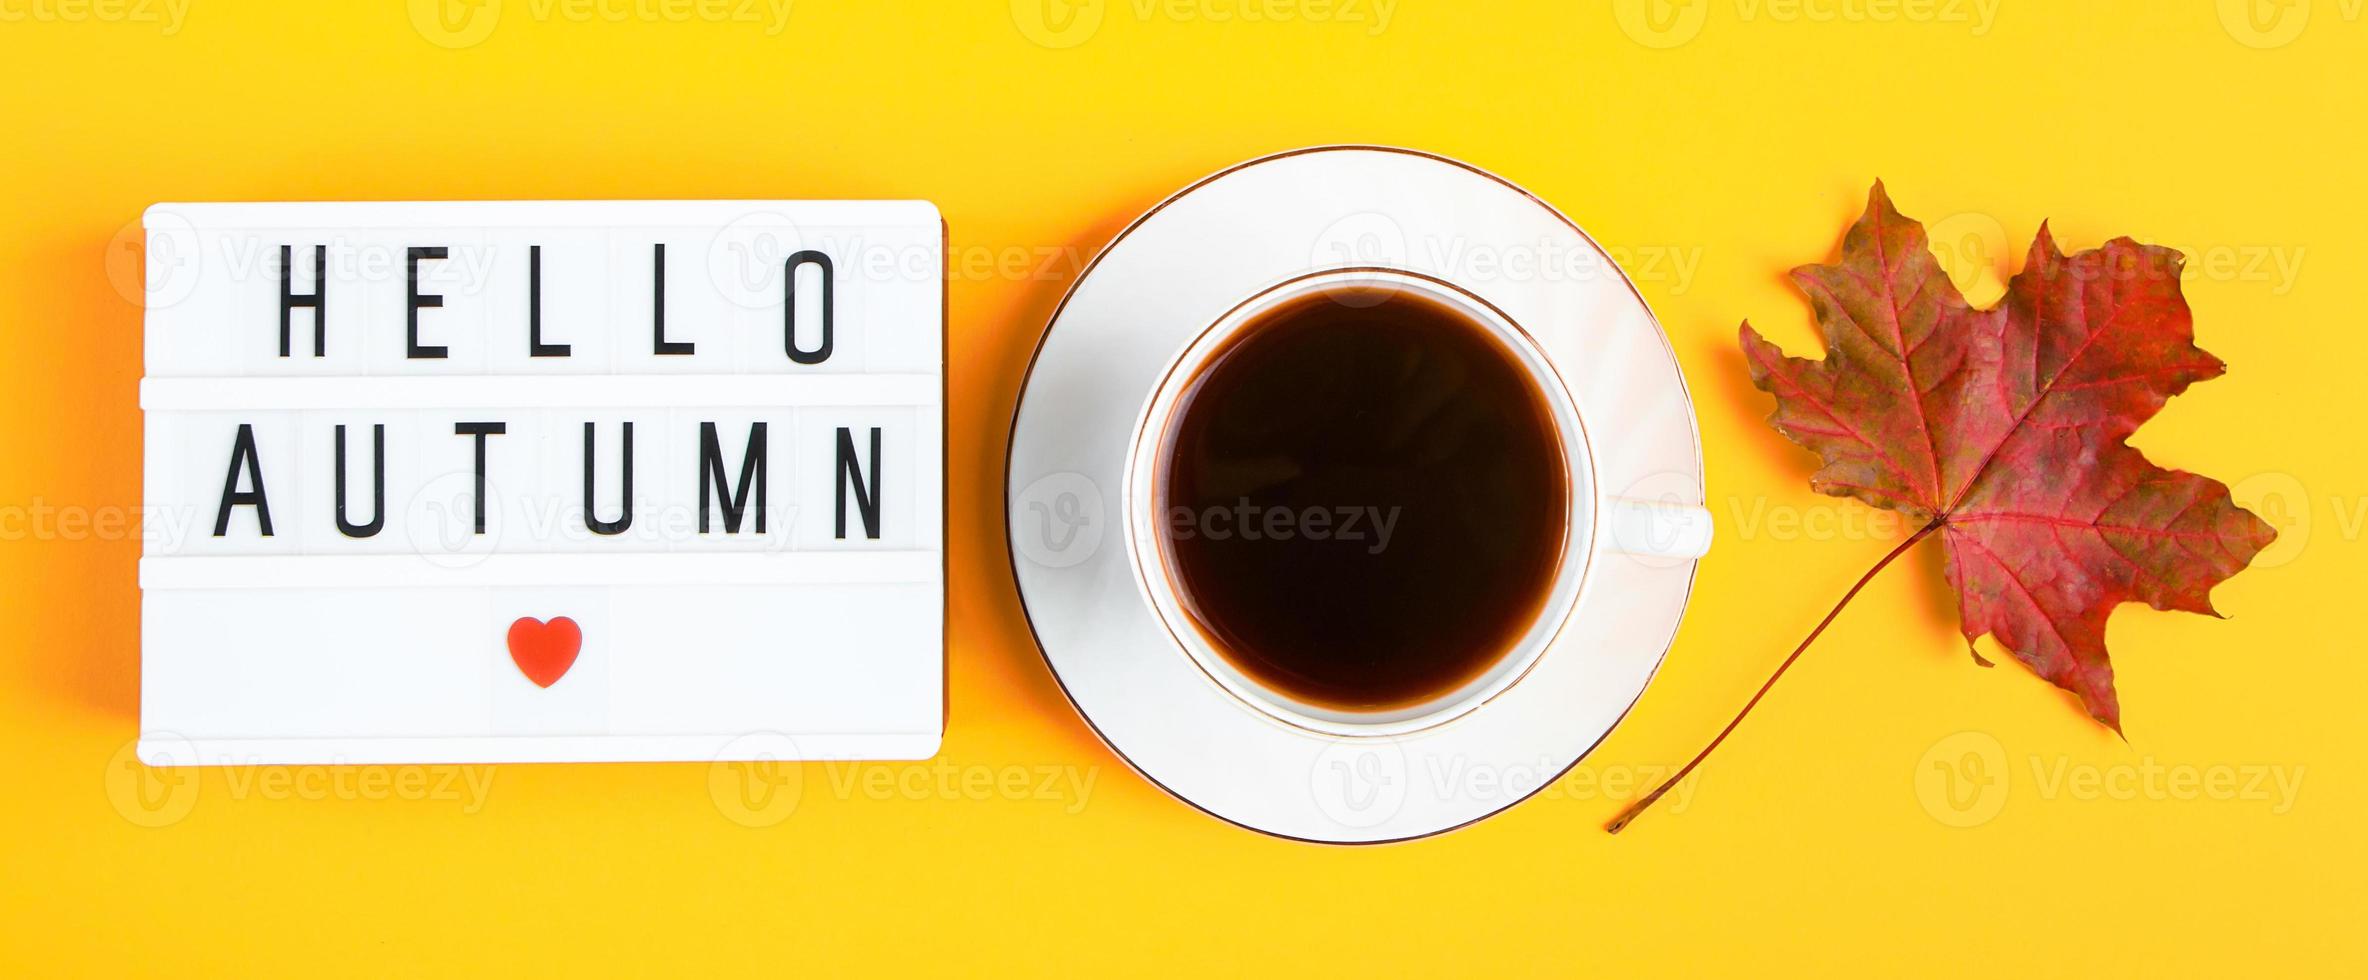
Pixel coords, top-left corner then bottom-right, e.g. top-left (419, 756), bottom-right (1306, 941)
top-left (528, 245), bottom-right (569, 357)
top-left (213, 423), bottom-right (273, 537)
top-left (835, 426), bottom-right (882, 540)
top-left (407, 246), bottom-right (449, 359)
top-left (454, 421), bottom-right (507, 534)
top-left (784, 249), bottom-right (833, 364)
top-left (698, 422), bottom-right (767, 534)
top-left (334, 423), bottom-right (386, 538)
top-left (652, 243), bottom-right (693, 355)
top-left (583, 422), bottom-right (633, 535)
top-left (279, 245), bottom-right (326, 357)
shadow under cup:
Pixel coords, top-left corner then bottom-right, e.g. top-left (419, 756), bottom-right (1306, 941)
top-left (1127, 270), bottom-right (1593, 738)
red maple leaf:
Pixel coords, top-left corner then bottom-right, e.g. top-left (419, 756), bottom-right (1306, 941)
top-left (1610, 184), bottom-right (2276, 832)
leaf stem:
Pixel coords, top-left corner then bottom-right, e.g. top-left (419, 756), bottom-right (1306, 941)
top-left (1605, 518), bottom-right (1945, 834)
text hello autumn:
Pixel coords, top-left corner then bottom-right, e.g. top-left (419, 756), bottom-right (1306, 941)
top-left (209, 243), bottom-right (884, 542)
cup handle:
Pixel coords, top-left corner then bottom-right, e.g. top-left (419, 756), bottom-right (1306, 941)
top-left (1603, 496), bottom-right (1713, 560)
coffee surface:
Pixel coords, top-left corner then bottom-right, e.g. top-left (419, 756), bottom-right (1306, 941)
top-left (1159, 285), bottom-right (1568, 713)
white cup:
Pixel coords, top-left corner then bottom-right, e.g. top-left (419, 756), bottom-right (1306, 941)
top-left (1123, 268), bottom-right (1710, 738)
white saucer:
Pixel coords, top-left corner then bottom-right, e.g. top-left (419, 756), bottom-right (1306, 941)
top-left (1006, 146), bottom-right (1706, 843)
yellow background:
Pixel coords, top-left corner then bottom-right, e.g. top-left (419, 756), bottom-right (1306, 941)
top-left (4, 0), bottom-right (2362, 974)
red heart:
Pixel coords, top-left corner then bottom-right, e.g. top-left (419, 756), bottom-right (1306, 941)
top-left (506, 616), bottom-right (581, 689)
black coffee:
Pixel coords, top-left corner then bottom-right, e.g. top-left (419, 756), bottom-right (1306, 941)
top-left (1157, 285), bottom-right (1568, 713)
